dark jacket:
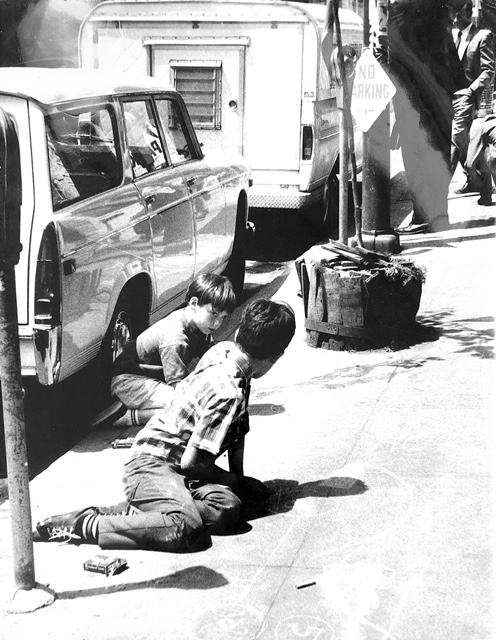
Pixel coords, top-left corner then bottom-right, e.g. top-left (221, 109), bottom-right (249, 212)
top-left (457, 24), bottom-right (495, 105)
top-left (388, 0), bottom-right (466, 153)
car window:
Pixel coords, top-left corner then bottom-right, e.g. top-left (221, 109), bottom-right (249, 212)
top-left (122, 99), bottom-right (168, 178)
top-left (155, 97), bottom-right (195, 165)
top-left (46, 105), bottom-right (122, 211)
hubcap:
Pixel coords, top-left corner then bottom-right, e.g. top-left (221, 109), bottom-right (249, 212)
top-left (112, 311), bottom-right (132, 361)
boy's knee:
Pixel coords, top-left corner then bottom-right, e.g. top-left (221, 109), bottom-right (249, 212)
top-left (153, 513), bottom-right (210, 552)
top-left (203, 490), bottom-right (242, 535)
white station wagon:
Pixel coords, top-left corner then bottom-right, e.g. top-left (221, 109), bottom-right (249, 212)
top-left (0, 68), bottom-right (250, 386)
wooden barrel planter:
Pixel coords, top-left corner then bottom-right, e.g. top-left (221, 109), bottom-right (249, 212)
top-left (296, 251), bottom-right (424, 351)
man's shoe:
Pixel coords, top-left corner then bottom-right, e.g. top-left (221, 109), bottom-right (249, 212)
top-left (454, 182), bottom-right (475, 195)
top-left (430, 216), bottom-right (451, 232)
top-left (33, 506), bottom-right (98, 543)
top-left (477, 196), bottom-right (493, 206)
top-left (396, 222), bottom-right (431, 235)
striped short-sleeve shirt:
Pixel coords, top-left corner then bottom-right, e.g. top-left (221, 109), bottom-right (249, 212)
top-left (130, 342), bottom-right (252, 467)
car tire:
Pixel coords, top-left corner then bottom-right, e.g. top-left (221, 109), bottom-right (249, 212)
top-left (99, 289), bottom-right (147, 381)
top-left (223, 205), bottom-right (247, 303)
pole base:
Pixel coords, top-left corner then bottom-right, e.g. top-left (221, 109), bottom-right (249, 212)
top-left (3, 582), bottom-right (56, 614)
top-left (353, 230), bottom-right (401, 254)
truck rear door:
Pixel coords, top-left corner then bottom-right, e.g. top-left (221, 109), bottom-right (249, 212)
top-left (149, 39), bottom-right (248, 158)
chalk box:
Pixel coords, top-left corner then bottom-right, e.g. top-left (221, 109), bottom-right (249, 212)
top-left (83, 554), bottom-right (127, 576)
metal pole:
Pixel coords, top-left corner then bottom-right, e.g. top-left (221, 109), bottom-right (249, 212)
top-left (332, 0), bottom-right (350, 245)
top-left (0, 104), bottom-right (54, 615)
top-left (338, 110), bottom-right (350, 244)
top-left (0, 106), bottom-right (35, 591)
top-left (0, 263), bottom-right (35, 590)
top-left (361, 0), bottom-right (400, 253)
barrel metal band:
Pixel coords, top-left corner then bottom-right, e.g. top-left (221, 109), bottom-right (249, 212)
top-left (305, 318), bottom-right (380, 339)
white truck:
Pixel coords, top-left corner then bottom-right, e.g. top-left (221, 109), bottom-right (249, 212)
top-left (79, 0), bottom-right (363, 226)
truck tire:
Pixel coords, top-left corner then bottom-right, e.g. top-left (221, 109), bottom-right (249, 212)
top-left (322, 171), bottom-right (340, 237)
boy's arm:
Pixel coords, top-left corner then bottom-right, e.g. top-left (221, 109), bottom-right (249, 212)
top-left (181, 439), bottom-right (270, 501)
top-left (181, 442), bottom-right (242, 493)
top-left (228, 436), bottom-right (245, 476)
top-left (160, 342), bottom-right (191, 386)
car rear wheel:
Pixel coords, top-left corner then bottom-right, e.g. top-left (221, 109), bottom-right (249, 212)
top-left (223, 198), bottom-right (248, 302)
top-left (99, 288), bottom-right (148, 382)
top-left (111, 308), bottom-right (133, 362)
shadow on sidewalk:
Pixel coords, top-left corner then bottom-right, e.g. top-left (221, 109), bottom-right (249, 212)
top-left (243, 476), bottom-right (369, 522)
top-left (56, 565), bottom-right (228, 600)
top-left (416, 311), bottom-right (494, 359)
top-left (400, 218), bottom-right (495, 252)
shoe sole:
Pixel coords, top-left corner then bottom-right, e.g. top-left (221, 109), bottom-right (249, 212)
top-left (90, 400), bottom-right (126, 428)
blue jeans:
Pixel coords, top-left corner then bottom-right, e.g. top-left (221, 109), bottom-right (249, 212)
top-left (97, 454), bottom-right (242, 552)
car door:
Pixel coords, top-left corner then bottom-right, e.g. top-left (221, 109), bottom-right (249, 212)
top-left (153, 95), bottom-right (229, 277)
top-left (122, 97), bottom-right (195, 317)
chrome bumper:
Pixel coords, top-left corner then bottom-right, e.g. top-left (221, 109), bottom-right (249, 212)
top-left (249, 186), bottom-right (320, 210)
top-left (33, 325), bottom-right (61, 385)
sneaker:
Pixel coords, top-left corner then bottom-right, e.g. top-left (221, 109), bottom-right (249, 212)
top-left (33, 506), bottom-right (98, 543)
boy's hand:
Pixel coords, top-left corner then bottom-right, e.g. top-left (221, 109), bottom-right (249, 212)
top-left (241, 476), bottom-right (270, 501)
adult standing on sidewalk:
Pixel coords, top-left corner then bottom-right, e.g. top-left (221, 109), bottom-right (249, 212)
top-left (390, 0), bottom-right (466, 235)
top-left (451, 0), bottom-right (495, 202)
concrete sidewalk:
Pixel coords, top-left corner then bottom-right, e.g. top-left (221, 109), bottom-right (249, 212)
top-left (0, 184), bottom-right (494, 639)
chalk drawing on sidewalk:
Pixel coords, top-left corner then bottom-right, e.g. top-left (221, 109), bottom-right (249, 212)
top-left (300, 464), bottom-right (445, 640)
top-left (309, 463), bottom-right (415, 565)
top-left (192, 602), bottom-right (265, 640)
top-left (384, 404), bottom-right (434, 452)
top-left (275, 615), bottom-right (335, 640)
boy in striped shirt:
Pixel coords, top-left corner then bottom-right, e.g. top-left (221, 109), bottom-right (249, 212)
top-left (34, 299), bottom-right (296, 553)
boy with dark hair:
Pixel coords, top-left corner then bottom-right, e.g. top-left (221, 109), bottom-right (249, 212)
top-left (33, 299), bottom-right (296, 553)
top-left (108, 273), bottom-right (237, 427)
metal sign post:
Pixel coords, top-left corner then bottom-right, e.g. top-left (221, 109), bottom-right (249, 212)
top-left (0, 107), bottom-right (54, 612)
top-left (359, 0), bottom-right (400, 254)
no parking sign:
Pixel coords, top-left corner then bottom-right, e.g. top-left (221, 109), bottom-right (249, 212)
top-left (350, 48), bottom-right (396, 132)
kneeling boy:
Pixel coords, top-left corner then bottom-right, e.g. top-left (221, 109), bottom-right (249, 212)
top-left (34, 299), bottom-right (296, 553)
top-left (110, 273), bottom-right (236, 427)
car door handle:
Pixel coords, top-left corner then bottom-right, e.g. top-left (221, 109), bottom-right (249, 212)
top-left (185, 177), bottom-right (196, 188)
top-left (142, 189), bottom-right (156, 206)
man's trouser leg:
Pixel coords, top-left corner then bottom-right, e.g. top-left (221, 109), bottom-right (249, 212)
top-left (396, 97), bottom-right (451, 229)
top-left (451, 93), bottom-right (475, 175)
top-left (466, 118), bottom-right (492, 199)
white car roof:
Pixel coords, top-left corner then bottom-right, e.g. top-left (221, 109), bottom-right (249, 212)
top-left (0, 67), bottom-right (176, 106)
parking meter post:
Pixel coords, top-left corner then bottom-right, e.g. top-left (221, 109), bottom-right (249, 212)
top-left (0, 108), bottom-right (54, 611)
top-left (0, 264), bottom-right (35, 591)
top-left (0, 106), bottom-right (36, 592)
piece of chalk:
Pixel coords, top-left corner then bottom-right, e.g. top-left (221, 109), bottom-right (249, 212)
top-left (296, 581), bottom-right (316, 589)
